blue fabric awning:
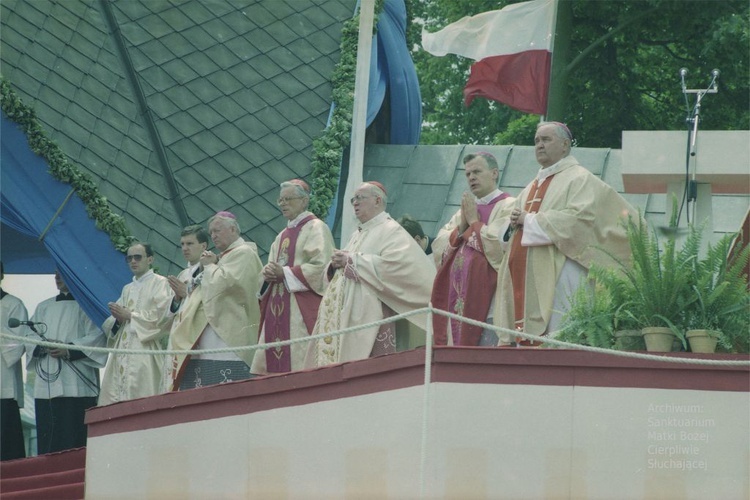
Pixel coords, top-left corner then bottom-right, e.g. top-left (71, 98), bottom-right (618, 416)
top-left (1, 113), bottom-right (131, 325)
top-left (326, 0), bottom-right (422, 228)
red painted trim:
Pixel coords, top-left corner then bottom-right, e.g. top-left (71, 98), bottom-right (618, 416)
top-left (86, 348), bottom-right (749, 438)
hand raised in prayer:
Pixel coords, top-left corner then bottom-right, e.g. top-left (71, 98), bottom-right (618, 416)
top-left (459, 192), bottom-right (479, 232)
top-left (167, 275), bottom-right (188, 300)
top-left (200, 251), bottom-right (218, 267)
top-left (263, 262), bottom-right (284, 282)
top-left (330, 250), bottom-right (349, 269)
top-left (108, 302), bottom-right (131, 323)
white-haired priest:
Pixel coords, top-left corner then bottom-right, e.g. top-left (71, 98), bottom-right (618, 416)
top-left (306, 181), bottom-right (435, 367)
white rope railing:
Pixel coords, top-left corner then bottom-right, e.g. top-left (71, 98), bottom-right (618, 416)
top-left (2, 306), bottom-right (748, 366)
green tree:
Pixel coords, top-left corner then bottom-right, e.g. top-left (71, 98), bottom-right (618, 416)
top-left (413, 0), bottom-right (749, 148)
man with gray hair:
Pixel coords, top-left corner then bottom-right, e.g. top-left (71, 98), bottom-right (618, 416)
top-left (494, 122), bottom-right (636, 344)
top-left (307, 182), bottom-right (435, 367)
top-left (167, 211), bottom-right (262, 390)
top-left (252, 179), bottom-right (335, 375)
top-left (431, 151), bottom-right (515, 347)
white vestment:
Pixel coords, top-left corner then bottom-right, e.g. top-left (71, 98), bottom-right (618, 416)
top-left (2, 292), bottom-right (28, 404)
top-left (26, 295), bottom-right (107, 399)
top-left (100, 270), bottom-right (172, 405)
top-left (494, 156), bottom-right (636, 341)
top-left (309, 212), bottom-right (436, 366)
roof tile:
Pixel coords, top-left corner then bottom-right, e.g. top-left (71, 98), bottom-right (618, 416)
top-left (161, 7), bottom-right (195, 32)
top-left (206, 71), bottom-right (244, 95)
top-left (1, 0), bottom-right (356, 274)
top-left (241, 3), bottom-right (276, 28)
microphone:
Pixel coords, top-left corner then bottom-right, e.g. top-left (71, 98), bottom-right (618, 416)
top-left (7, 318), bottom-right (42, 328)
top-left (711, 69), bottom-right (720, 78)
top-left (679, 68), bottom-right (687, 92)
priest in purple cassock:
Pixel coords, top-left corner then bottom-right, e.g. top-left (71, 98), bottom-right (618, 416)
top-left (251, 180), bottom-right (335, 375)
top-left (431, 152), bottom-right (515, 346)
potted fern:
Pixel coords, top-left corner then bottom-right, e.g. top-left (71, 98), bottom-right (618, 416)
top-left (588, 265), bottom-right (644, 351)
top-left (605, 212), bottom-right (691, 352)
top-left (555, 281), bottom-right (616, 349)
top-left (683, 231), bottom-right (750, 353)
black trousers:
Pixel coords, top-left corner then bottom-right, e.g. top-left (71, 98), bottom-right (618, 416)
top-left (35, 397), bottom-right (97, 455)
top-left (1, 398), bottom-right (26, 460)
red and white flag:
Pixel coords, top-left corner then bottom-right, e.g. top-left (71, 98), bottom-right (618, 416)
top-left (421, 0), bottom-right (556, 115)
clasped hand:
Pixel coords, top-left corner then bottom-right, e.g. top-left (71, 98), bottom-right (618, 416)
top-left (330, 250), bottom-right (349, 269)
top-left (108, 302), bottom-right (131, 323)
top-left (510, 208), bottom-right (527, 229)
top-left (262, 262), bottom-right (284, 282)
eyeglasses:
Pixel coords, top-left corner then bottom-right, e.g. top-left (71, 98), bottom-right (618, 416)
top-left (350, 195), bottom-right (373, 205)
top-left (277, 196), bottom-right (304, 205)
top-left (125, 254), bottom-right (145, 262)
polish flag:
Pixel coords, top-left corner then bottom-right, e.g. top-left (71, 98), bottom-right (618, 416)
top-left (421, 0), bottom-right (557, 115)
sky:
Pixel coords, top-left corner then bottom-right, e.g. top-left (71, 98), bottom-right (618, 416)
top-left (3, 274), bottom-right (58, 318)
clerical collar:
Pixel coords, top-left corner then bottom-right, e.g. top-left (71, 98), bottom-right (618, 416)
top-left (477, 189), bottom-right (503, 205)
top-left (56, 292), bottom-right (75, 301)
top-left (358, 211), bottom-right (388, 231)
top-left (132, 269), bottom-right (155, 284)
top-left (287, 211), bottom-right (312, 228)
top-left (221, 237), bottom-right (244, 257)
top-left (184, 262), bottom-right (200, 278)
top-left (536, 155), bottom-right (575, 183)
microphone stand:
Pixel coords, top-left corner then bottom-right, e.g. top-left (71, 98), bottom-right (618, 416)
top-left (682, 69), bottom-right (719, 225)
top-left (28, 323), bottom-right (100, 396)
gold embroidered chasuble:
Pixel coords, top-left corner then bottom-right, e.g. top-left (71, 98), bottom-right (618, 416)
top-left (310, 212), bottom-right (436, 367)
top-left (251, 215), bottom-right (335, 374)
top-left (167, 238), bottom-right (262, 390)
top-left (100, 270), bottom-right (172, 405)
top-left (494, 156), bottom-right (637, 341)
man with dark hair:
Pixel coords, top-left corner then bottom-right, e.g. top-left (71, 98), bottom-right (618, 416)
top-left (1, 261), bottom-right (29, 459)
top-left (164, 225), bottom-right (209, 386)
top-left (397, 214), bottom-right (433, 255)
top-left (167, 225), bottom-right (209, 310)
top-left (100, 242), bottom-right (172, 405)
top-left (26, 270), bottom-right (106, 453)
top-left (494, 122), bottom-right (636, 344)
top-left (167, 212), bottom-right (263, 390)
top-left (431, 152), bottom-right (515, 346)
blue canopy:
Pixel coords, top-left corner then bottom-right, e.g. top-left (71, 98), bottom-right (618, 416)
top-left (326, 0), bottom-right (422, 227)
top-left (367, 0), bottom-right (422, 144)
top-left (1, 113), bottom-right (131, 325)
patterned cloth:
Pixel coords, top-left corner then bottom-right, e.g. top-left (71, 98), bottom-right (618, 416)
top-left (178, 359), bottom-right (253, 390)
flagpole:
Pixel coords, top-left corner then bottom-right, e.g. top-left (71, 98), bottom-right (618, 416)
top-left (341, 0), bottom-right (376, 245)
top-left (545, 0), bottom-right (571, 121)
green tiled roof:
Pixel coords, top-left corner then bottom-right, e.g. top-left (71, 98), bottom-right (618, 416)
top-left (1, 0), bottom-right (356, 274)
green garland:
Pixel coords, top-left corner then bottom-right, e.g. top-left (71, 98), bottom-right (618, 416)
top-left (308, 0), bottom-right (385, 219)
top-left (0, 78), bottom-right (133, 251)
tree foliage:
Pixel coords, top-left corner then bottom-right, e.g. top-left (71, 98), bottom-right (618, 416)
top-left (412, 0), bottom-right (749, 148)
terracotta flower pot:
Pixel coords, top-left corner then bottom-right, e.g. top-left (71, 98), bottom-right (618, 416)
top-left (614, 329), bottom-right (645, 351)
top-left (686, 329), bottom-right (719, 353)
top-left (642, 326), bottom-right (677, 352)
